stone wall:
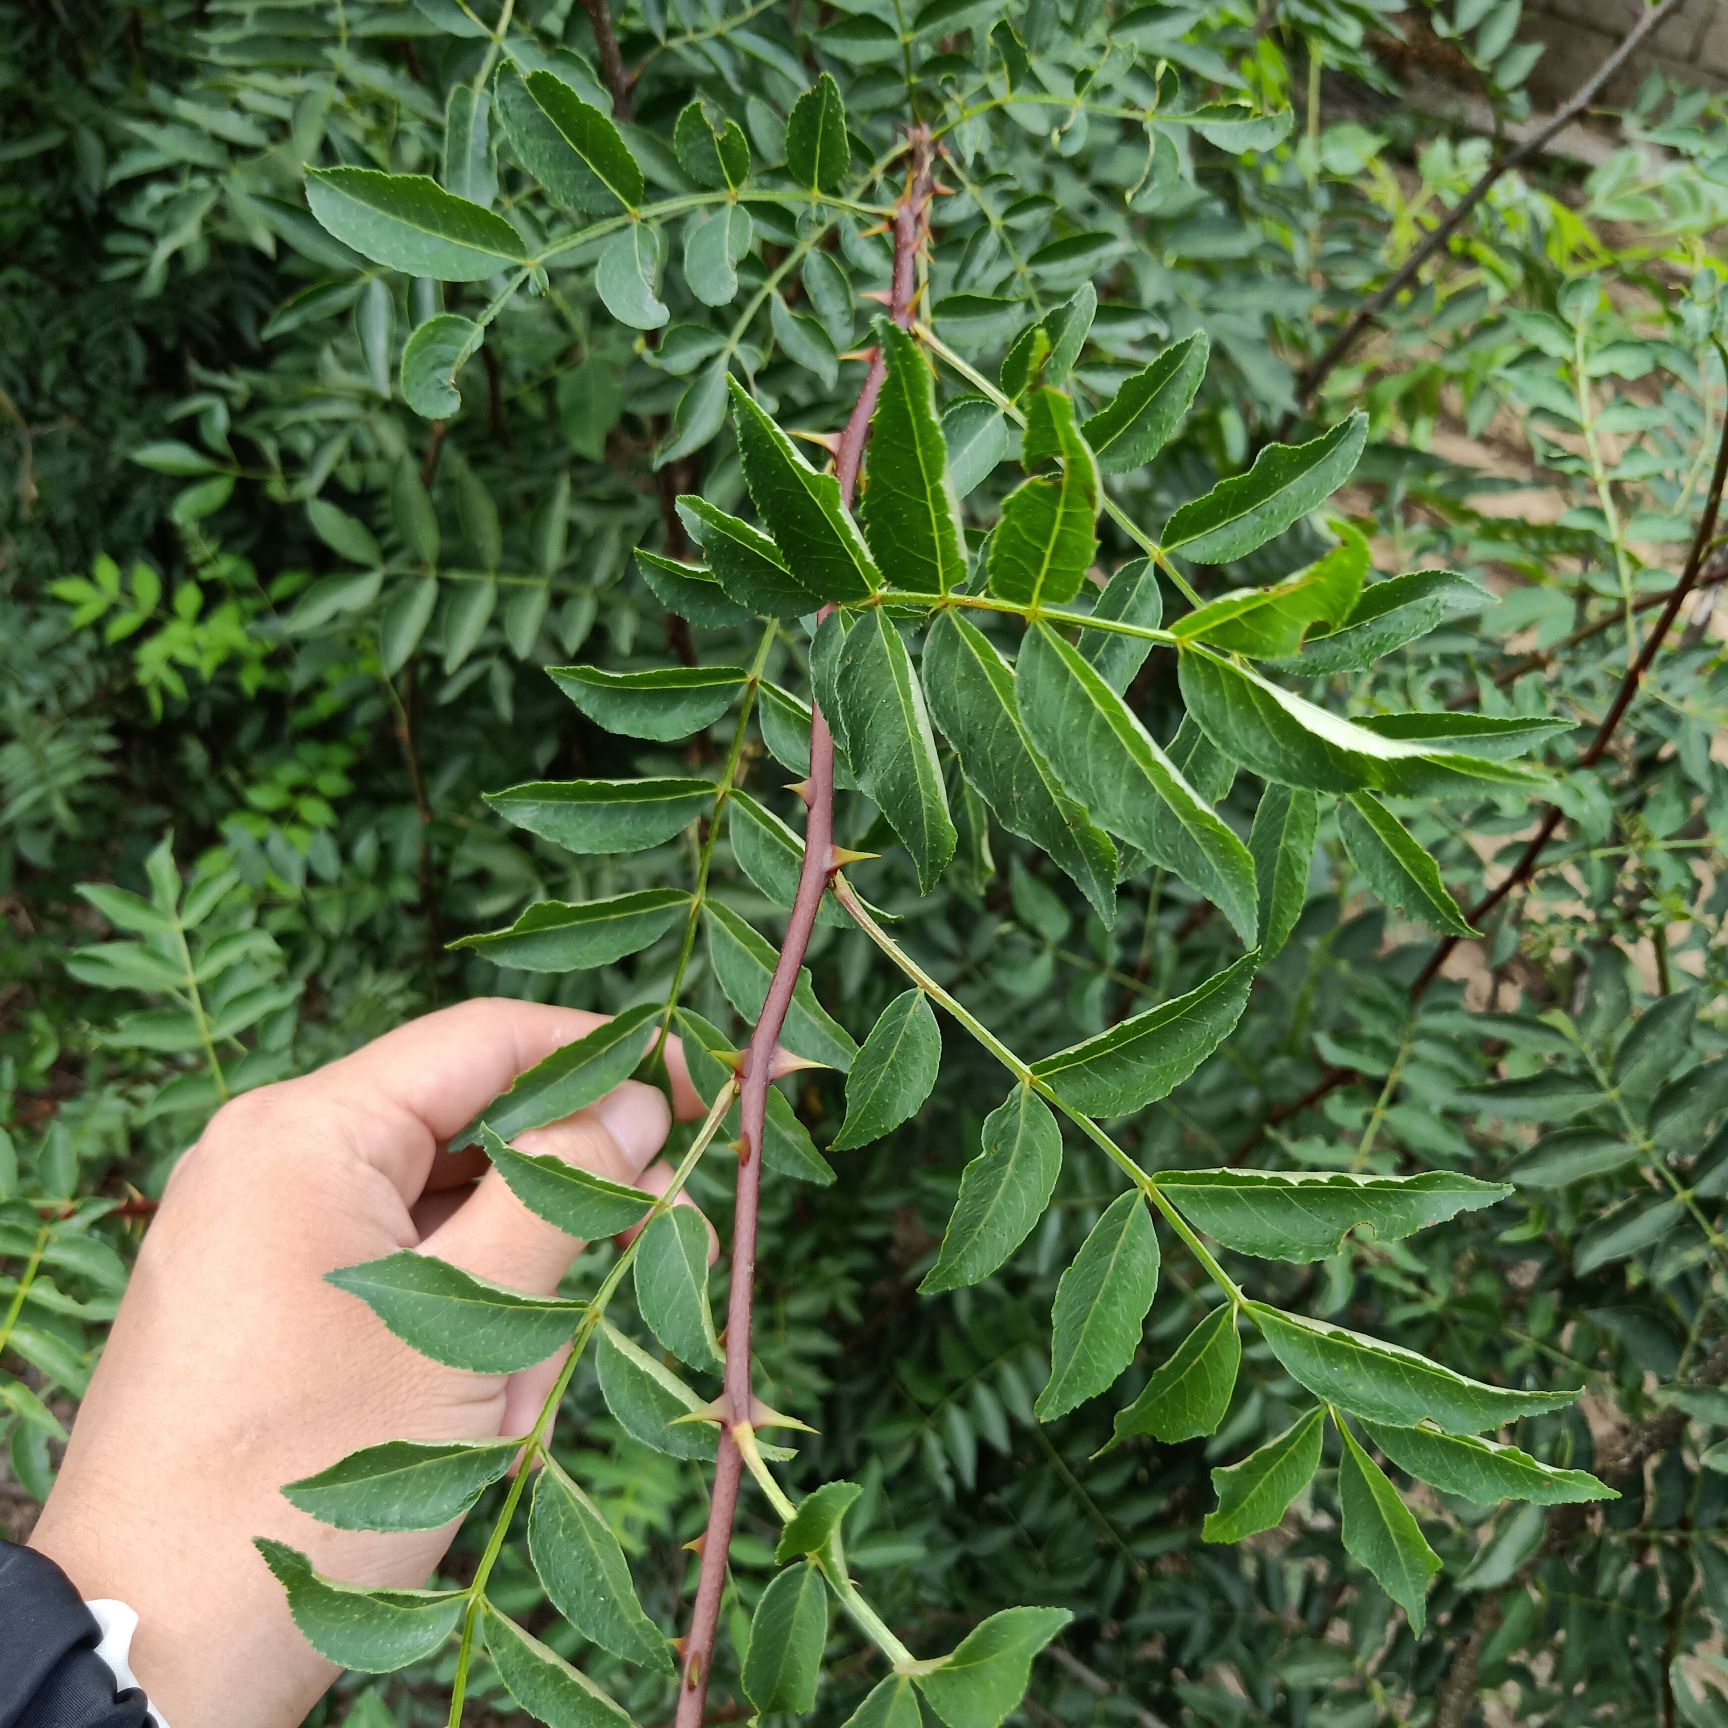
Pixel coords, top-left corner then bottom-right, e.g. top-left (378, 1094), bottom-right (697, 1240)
top-left (1523, 0), bottom-right (1728, 102)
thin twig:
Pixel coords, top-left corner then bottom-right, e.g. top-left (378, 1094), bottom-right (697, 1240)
top-left (673, 128), bottom-right (937, 1728)
top-left (582, 0), bottom-right (632, 119)
top-left (1290, 0), bottom-right (1686, 417)
top-left (1431, 1331), bottom-right (1728, 1725)
top-left (1454, 557), bottom-right (1728, 704)
top-left (1236, 400), bottom-right (1728, 1155)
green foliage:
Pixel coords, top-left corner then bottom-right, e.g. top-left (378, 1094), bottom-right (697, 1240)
top-left (7, 2), bottom-right (1728, 1725)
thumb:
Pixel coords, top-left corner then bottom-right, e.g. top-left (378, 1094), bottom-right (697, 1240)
top-left (416, 1081), bottom-right (671, 1295)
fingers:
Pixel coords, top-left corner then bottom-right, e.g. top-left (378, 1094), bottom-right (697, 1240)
top-left (417, 1081), bottom-right (671, 1296)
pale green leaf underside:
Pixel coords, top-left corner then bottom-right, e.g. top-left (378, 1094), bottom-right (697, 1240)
top-left (1252, 1304), bottom-right (1580, 1433)
top-left (256, 1539), bottom-right (462, 1672)
top-left (1155, 1167), bottom-right (1510, 1262)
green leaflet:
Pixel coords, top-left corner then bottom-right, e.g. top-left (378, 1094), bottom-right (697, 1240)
top-left (676, 496), bottom-right (813, 616)
top-left (1156, 1168), bottom-right (1509, 1262)
top-left (479, 1127), bottom-right (655, 1239)
top-left (1576, 1194), bottom-right (1683, 1274)
top-left (1110, 1303), bottom-right (1240, 1446)
top-left (1361, 1422), bottom-right (1615, 1505)
top-left (1171, 525), bottom-right (1368, 658)
top-left (1274, 569), bottom-right (1490, 675)
top-left (777, 1479), bottom-right (863, 1564)
top-left (1163, 412), bottom-right (1367, 564)
top-left (547, 663), bottom-right (747, 741)
top-left (773, 296), bottom-right (839, 387)
top-left (1247, 784), bottom-right (1317, 958)
top-left (755, 679), bottom-right (858, 789)
top-left (595, 224), bottom-right (668, 331)
top-left (400, 313), bottom-right (482, 418)
top-left (326, 1252), bottom-right (584, 1373)
top-left (728, 789), bottom-right (847, 927)
top-left (945, 396), bottom-right (1011, 498)
top-left (1357, 711), bottom-right (1574, 760)
top-left (743, 1563), bottom-right (830, 1714)
top-left (834, 989), bottom-right (942, 1149)
top-left (482, 1604), bottom-right (634, 1728)
top-left (684, 204), bottom-right (752, 307)
top-left (729, 378), bottom-right (880, 602)
top-left (1337, 1422), bottom-right (1441, 1632)
top-left (862, 321), bottom-right (967, 595)
top-left (485, 776), bottom-right (712, 853)
top-left (827, 610), bottom-right (956, 892)
top-left (703, 901), bottom-right (858, 1072)
top-left (392, 456), bottom-right (439, 564)
top-left (452, 888), bottom-right (690, 972)
top-left (635, 549), bottom-right (749, 629)
top-left (1509, 1128), bottom-right (1638, 1188)
top-left (1035, 1190), bottom-right (1160, 1420)
top-left (1177, 648), bottom-right (1545, 797)
top-left (305, 168), bottom-right (526, 282)
top-left (282, 1437), bottom-right (517, 1532)
top-left (675, 99), bottom-right (750, 190)
top-left (528, 1459), bottom-right (674, 1671)
top-left (1016, 623), bottom-right (1253, 941)
top-left (634, 1206), bottom-right (722, 1370)
top-left (1203, 1407), bottom-right (1325, 1542)
top-left (921, 1085), bottom-right (1063, 1294)
top-left (987, 388), bottom-right (1100, 606)
top-left (785, 72), bottom-right (850, 192)
top-left (1082, 556), bottom-right (1164, 692)
top-left (1337, 793), bottom-right (1478, 937)
top-left (1001, 284), bottom-right (1095, 396)
top-left (1031, 950), bottom-right (1258, 1114)
top-left (675, 1007), bottom-right (836, 1186)
top-left (442, 85), bottom-right (496, 207)
top-left (915, 1606), bottom-right (1074, 1728)
top-left (842, 1676), bottom-right (923, 1728)
top-left (493, 66), bottom-right (642, 213)
top-left (1080, 332), bottom-right (1209, 474)
top-left (923, 613), bottom-right (1116, 923)
top-left (1250, 1304), bottom-right (1580, 1434)
top-left (255, 1539), bottom-right (463, 1671)
top-left (593, 1323), bottom-right (717, 1460)
top-left (467, 1003), bottom-right (659, 1142)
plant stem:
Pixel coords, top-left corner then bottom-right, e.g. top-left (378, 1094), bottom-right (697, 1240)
top-left (653, 623), bottom-right (779, 1055)
top-left (0, 1223), bottom-right (50, 1363)
top-left (1242, 391), bottom-right (1728, 1149)
top-left (673, 125), bottom-right (938, 1728)
top-left (446, 1079), bottom-right (738, 1725)
top-left (1289, 0), bottom-right (1688, 415)
top-left (580, 0), bottom-right (631, 118)
top-left (875, 586), bottom-right (1178, 647)
top-left (831, 874), bottom-right (1244, 1307)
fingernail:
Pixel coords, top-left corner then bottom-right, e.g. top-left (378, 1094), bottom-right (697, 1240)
top-left (593, 1081), bottom-right (670, 1176)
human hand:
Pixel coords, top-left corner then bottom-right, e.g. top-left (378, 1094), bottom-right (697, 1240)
top-left (29, 998), bottom-right (710, 1728)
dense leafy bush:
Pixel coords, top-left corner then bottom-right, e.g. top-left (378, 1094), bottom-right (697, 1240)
top-left (4, 1), bottom-right (1728, 1724)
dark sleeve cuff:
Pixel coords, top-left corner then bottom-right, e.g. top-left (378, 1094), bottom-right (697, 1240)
top-left (0, 1542), bottom-right (153, 1728)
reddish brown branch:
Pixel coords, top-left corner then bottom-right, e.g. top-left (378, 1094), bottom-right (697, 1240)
top-left (1451, 558), bottom-right (1728, 706)
top-left (1236, 405), bottom-right (1728, 1157)
top-left (1288, 0), bottom-right (1686, 420)
top-left (581, 0), bottom-right (633, 120)
top-left (673, 128), bottom-right (936, 1728)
